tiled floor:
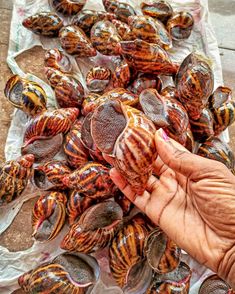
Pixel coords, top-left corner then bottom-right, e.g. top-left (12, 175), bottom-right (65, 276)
top-left (0, 0), bottom-right (234, 277)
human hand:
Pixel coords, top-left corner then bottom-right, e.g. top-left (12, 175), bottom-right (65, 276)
top-left (110, 129), bottom-right (235, 289)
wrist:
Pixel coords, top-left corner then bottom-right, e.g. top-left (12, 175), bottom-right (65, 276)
top-left (218, 245), bottom-right (235, 289)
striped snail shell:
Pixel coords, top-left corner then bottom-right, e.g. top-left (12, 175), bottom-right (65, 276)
top-left (91, 100), bottom-right (157, 195)
top-left (112, 58), bottom-right (131, 89)
top-left (144, 229), bottom-right (181, 274)
top-left (129, 73), bottom-right (162, 95)
top-left (22, 12), bottom-right (63, 37)
top-left (103, 0), bottom-right (136, 23)
top-left (61, 201), bottom-right (123, 253)
top-left (59, 25), bottom-right (97, 57)
top-left (62, 162), bottom-right (118, 199)
top-left (197, 137), bottom-right (235, 175)
top-left (102, 0), bottom-right (118, 13)
top-left (86, 66), bottom-right (111, 93)
top-left (64, 119), bottom-right (89, 169)
top-left (109, 221), bottom-right (152, 292)
top-left (50, 0), bottom-right (86, 16)
top-left (147, 261), bottom-right (192, 293)
top-left (44, 48), bottom-right (72, 73)
top-left (141, 0), bottom-right (173, 23)
top-left (4, 75), bottom-right (47, 117)
top-left (190, 108), bottom-right (214, 143)
top-left (112, 19), bottom-right (130, 39)
top-left (167, 12), bottom-right (194, 40)
top-left (90, 20), bottom-right (122, 56)
top-left (23, 107), bottom-right (79, 146)
top-left (18, 252), bottom-right (100, 293)
top-left (32, 191), bottom-right (67, 241)
top-left (199, 274), bottom-right (235, 294)
top-left (126, 15), bottom-right (172, 50)
top-left (0, 154), bottom-right (34, 206)
top-left (82, 93), bottom-right (101, 116)
top-left (120, 39), bottom-right (178, 76)
top-left (33, 160), bottom-right (71, 191)
top-left (209, 86), bottom-right (235, 135)
top-left (67, 190), bottom-right (96, 226)
top-left (176, 53), bottom-right (214, 120)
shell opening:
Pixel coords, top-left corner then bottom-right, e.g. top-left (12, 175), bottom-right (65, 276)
top-left (33, 169), bottom-right (53, 190)
top-left (91, 100), bottom-right (127, 154)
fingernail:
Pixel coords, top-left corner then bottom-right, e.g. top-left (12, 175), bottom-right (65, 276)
top-left (157, 128), bottom-right (170, 141)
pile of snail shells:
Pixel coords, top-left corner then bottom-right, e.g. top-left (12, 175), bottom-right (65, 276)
top-left (1, 0), bottom-right (235, 293)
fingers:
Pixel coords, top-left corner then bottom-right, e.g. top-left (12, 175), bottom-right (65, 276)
top-left (155, 129), bottom-right (212, 178)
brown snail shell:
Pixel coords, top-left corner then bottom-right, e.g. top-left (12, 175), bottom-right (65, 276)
top-left (91, 100), bottom-right (157, 195)
top-left (86, 66), bottom-right (111, 93)
top-left (81, 93), bottom-right (101, 116)
top-left (109, 221), bottom-right (152, 292)
top-left (112, 19), bottom-right (130, 39)
top-left (61, 201), bottom-right (123, 253)
top-left (62, 162), bottom-right (118, 199)
top-left (18, 252), bottom-right (100, 293)
top-left (64, 120), bottom-right (89, 169)
top-left (126, 15), bottom-right (172, 50)
top-left (112, 58), bottom-right (131, 89)
top-left (144, 229), bottom-right (181, 274)
top-left (90, 20), bottom-right (121, 56)
top-left (161, 85), bottom-right (179, 100)
top-left (4, 75), bottom-right (47, 117)
top-left (22, 12), bottom-right (63, 37)
top-left (141, 0), bottom-right (173, 23)
top-left (114, 192), bottom-right (134, 216)
top-left (103, 0), bottom-right (136, 23)
top-left (32, 191), bottom-right (67, 241)
top-left (50, 0), bottom-right (86, 16)
top-left (44, 48), bottom-right (72, 73)
top-left (190, 108), bottom-right (214, 143)
top-left (120, 39), bottom-right (178, 75)
top-left (129, 74), bottom-right (162, 95)
top-left (167, 12), bottom-right (194, 40)
top-left (197, 137), bottom-right (235, 174)
top-left (33, 160), bottom-right (71, 191)
top-left (59, 25), bottom-right (97, 57)
top-left (72, 9), bottom-right (116, 35)
top-left (199, 274), bottom-right (235, 294)
top-left (0, 154), bottom-right (34, 206)
top-left (185, 127), bottom-right (195, 152)
top-left (175, 53), bottom-right (214, 120)
top-left (67, 190), bottom-right (97, 226)
top-left (147, 261), bottom-right (192, 293)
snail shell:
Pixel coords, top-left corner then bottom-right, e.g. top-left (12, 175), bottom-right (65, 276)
top-left (147, 261), bottom-right (192, 293)
top-left (61, 201), bottom-right (123, 253)
top-left (185, 127), bottom-right (195, 152)
top-left (109, 222), bottom-right (152, 291)
top-left (33, 160), bottom-right (71, 191)
top-left (199, 274), bottom-right (235, 294)
top-left (197, 137), bottom-right (235, 175)
top-left (50, 0), bottom-right (86, 16)
top-left (114, 192), bottom-right (134, 216)
top-left (91, 100), bottom-right (157, 195)
top-left (112, 19), bottom-right (130, 39)
top-left (62, 162), bottom-right (118, 199)
top-left (103, 0), bottom-right (136, 23)
top-left (0, 154), bottom-right (34, 206)
top-left (64, 120), bottom-right (89, 169)
top-left (129, 74), bottom-right (162, 95)
top-left (176, 53), bottom-right (214, 120)
top-left (190, 108), bottom-right (214, 143)
top-left (67, 190), bottom-right (96, 226)
top-left (72, 9), bottom-right (116, 35)
top-left (141, 0), bottom-right (173, 23)
top-left (120, 39), bottom-right (178, 75)
top-left (23, 107), bottom-right (79, 146)
top-left (82, 93), bottom-right (101, 116)
top-left (86, 66), bottom-right (111, 93)
top-left (126, 15), bottom-right (172, 50)
top-left (112, 58), bottom-right (131, 89)
top-left (167, 12), bottom-right (194, 40)
top-left (18, 252), bottom-right (100, 293)
top-left (90, 20), bottom-right (121, 56)
top-left (4, 75), bottom-right (47, 117)
top-left (59, 25), bottom-right (97, 57)
top-left (22, 12), bottom-right (63, 37)
top-left (44, 48), bottom-right (72, 73)
top-left (144, 229), bottom-right (181, 274)
top-left (32, 191), bottom-right (67, 241)
top-left (102, 0), bottom-right (118, 13)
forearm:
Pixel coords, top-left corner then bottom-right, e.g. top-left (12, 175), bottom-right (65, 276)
top-left (218, 245), bottom-right (235, 289)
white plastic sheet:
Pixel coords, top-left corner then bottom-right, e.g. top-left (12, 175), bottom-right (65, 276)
top-left (0, 0), bottom-right (227, 292)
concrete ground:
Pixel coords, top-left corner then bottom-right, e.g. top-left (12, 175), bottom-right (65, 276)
top-left (0, 1), bottom-right (234, 291)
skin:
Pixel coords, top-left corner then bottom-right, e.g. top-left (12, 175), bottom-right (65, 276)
top-left (109, 128), bottom-right (235, 289)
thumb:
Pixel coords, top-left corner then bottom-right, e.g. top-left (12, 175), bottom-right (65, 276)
top-left (155, 129), bottom-right (207, 177)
